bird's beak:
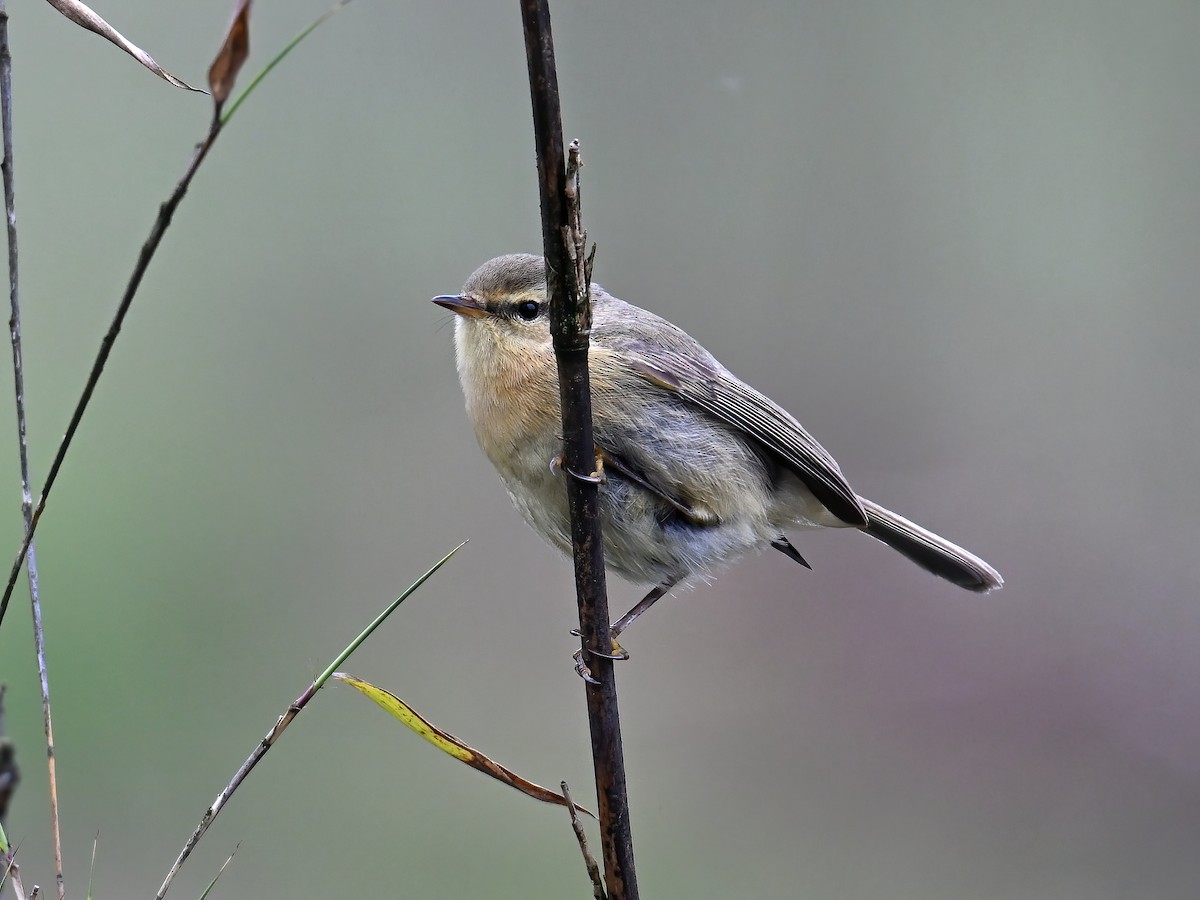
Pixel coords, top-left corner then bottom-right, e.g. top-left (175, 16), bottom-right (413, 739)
top-left (432, 294), bottom-right (488, 318)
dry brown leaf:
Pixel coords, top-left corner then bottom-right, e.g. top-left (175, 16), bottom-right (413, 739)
top-left (208, 0), bottom-right (252, 107)
top-left (45, 0), bottom-right (200, 92)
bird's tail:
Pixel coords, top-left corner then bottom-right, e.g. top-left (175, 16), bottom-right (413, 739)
top-left (858, 497), bottom-right (1003, 593)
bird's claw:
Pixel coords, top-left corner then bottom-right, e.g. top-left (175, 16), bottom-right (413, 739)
top-left (572, 649), bottom-right (601, 684)
top-left (590, 641), bottom-right (630, 661)
top-left (569, 629), bottom-right (631, 663)
top-left (549, 452), bottom-right (606, 484)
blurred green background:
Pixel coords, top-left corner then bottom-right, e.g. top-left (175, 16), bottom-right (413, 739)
top-left (0, 1), bottom-right (1196, 897)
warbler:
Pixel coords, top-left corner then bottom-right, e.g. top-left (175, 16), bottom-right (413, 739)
top-left (434, 254), bottom-right (1002, 650)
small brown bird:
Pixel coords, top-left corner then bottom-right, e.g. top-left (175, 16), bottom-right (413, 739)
top-left (435, 255), bottom-right (1002, 655)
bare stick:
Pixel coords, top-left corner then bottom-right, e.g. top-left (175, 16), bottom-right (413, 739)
top-left (519, 3), bottom-right (639, 898)
top-left (155, 693), bottom-right (296, 900)
top-left (0, 123), bottom-right (215, 634)
top-left (0, 850), bottom-right (15, 898)
top-left (562, 781), bottom-right (606, 900)
top-left (0, 7), bottom-right (64, 898)
top-left (8, 857), bottom-right (29, 900)
top-left (153, 543), bottom-right (463, 900)
top-left (0, 0), bottom-right (354, 634)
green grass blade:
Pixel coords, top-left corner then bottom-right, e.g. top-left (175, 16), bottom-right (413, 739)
top-left (311, 541), bottom-right (468, 692)
top-left (197, 845), bottom-right (239, 900)
top-left (220, 0), bottom-right (354, 126)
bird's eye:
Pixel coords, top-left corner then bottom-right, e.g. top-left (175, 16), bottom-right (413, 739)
top-left (516, 300), bottom-right (542, 321)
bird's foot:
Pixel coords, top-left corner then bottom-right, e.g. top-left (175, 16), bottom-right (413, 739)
top-left (572, 648), bottom-right (600, 683)
top-left (570, 629), bottom-right (631, 681)
top-left (549, 450), bottom-right (606, 484)
top-left (570, 628), bottom-right (630, 660)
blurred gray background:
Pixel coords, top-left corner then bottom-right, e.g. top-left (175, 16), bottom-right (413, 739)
top-left (0, 1), bottom-right (1196, 897)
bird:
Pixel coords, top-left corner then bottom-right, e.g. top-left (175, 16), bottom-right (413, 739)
top-left (434, 254), bottom-right (1002, 663)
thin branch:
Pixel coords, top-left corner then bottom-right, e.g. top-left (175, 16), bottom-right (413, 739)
top-left (26, 533), bottom-right (58, 900)
top-left (518, 3), bottom-right (639, 899)
top-left (0, 848), bottom-right (14, 897)
top-left (0, 6), bottom-right (64, 898)
top-left (0, 122), bottom-right (215, 634)
top-left (0, 0), bottom-right (353, 634)
top-left (562, 781), bottom-right (605, 900)
top-left (7, 856), bottom-right (28, 900)
top-left (153, 543), bottom-right (464, 900)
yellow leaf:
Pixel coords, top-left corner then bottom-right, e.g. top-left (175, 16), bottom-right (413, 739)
top-left (336, 673), bottom-right (594, 817)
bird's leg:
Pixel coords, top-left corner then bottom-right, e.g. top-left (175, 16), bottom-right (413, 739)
top-left (572, 579), bottom-right (679, 680)
top-left (611, 580), bottom-right (678, 641)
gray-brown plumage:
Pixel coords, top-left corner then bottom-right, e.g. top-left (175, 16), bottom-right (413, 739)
top-left (435, 254), bottom-right (1002, 639)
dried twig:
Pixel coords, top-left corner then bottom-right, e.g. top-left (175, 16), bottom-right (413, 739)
top-left (562, 781), bottom-right (605, 900)
top-left (0, 0), bottom-right (352, 633)
top-left (519, 3), bottom-right (639, 898)
top-left (0, 92), bottom-right (217, 636)
top-left (7, 856), bottom-right (28, 900)
top-left (153, 543), bottom-right (463, 900)
top-left (0, 6), bottom-right (64, 898)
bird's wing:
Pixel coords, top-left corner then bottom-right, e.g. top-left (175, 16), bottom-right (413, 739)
top-left (596, 447), bottom-right (716, 526)
top-left (592, 300), bottom-right (867, 527)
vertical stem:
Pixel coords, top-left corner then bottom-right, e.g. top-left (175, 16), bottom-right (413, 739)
top-left (0, 109), bottom-right (217, 635)
top-left (0, 6), bottom-right (65, 899)
top-left (518, 3), bottom-right (639, 898)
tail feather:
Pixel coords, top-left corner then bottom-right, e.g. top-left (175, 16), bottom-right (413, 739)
top-left (858, 497), bottom-right (1003, 593)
